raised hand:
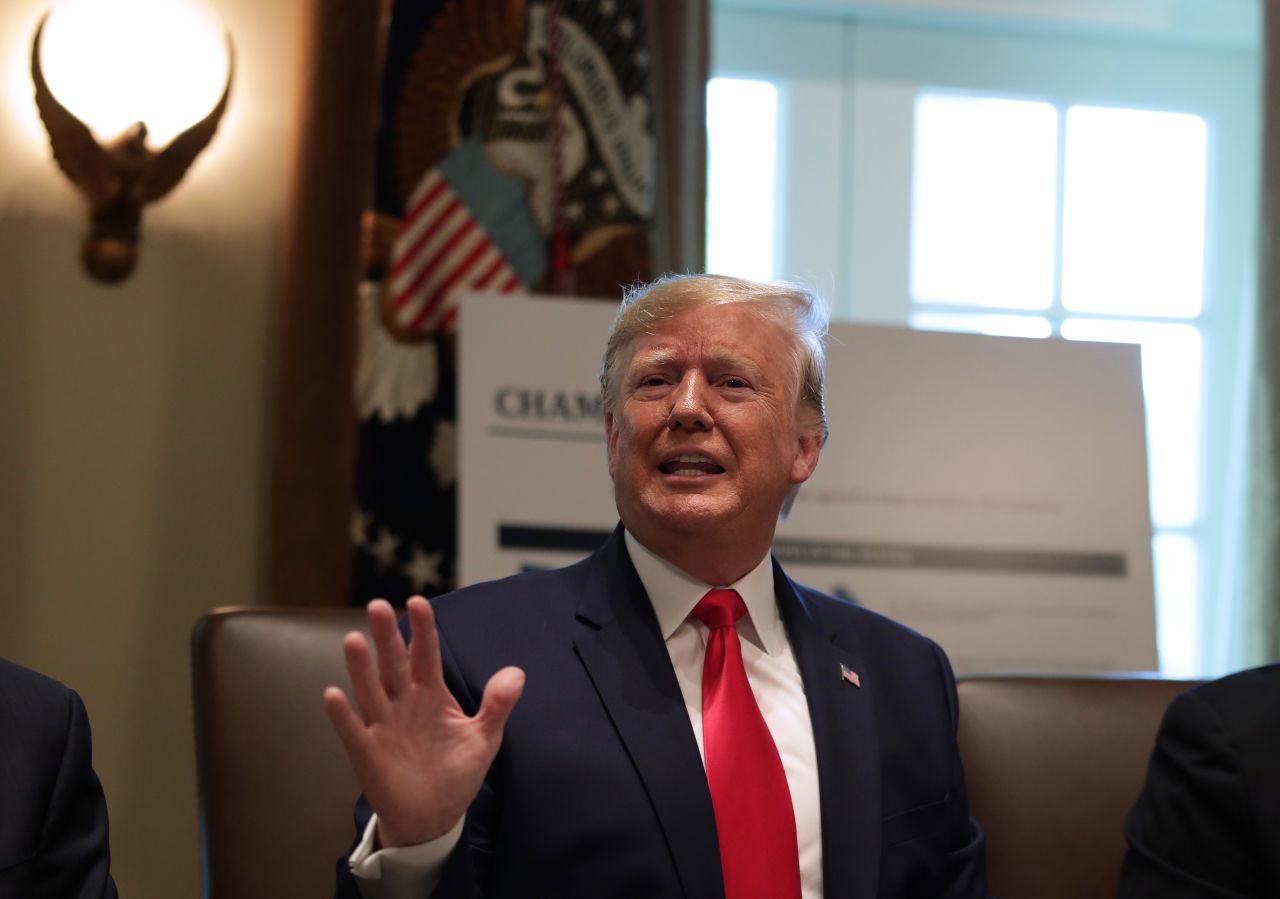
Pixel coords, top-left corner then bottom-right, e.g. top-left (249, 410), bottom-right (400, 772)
top-left (324, 597), bottom-right (525, 848)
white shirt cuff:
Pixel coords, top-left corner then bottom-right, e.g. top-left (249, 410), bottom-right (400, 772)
top-left (348, 813), bottom-right (465, 899)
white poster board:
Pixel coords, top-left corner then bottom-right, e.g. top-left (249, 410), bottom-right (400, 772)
top-left (459, 291), bottom-right (1157, 674)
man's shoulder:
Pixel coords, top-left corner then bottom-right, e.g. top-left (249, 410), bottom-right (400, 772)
top-left (1192, 661), bottom-right (1280, 701)
top-left (0, 657), bottom-right (80, 768)
top-left (782, 576), bottom-right (954, 686)
top-left (430, 526), bottom-right (631, 619)
top-left (0, 657), bottom-right (76, 718)
top-left (429, 551), bottom-right (602, 624)
top-left (1176, 663), bottom-right (1280, 744)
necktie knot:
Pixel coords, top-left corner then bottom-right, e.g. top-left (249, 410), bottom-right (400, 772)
top-left (693, 588), bottom-right (746, 631)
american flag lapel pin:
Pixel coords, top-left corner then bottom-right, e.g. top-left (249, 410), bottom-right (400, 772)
top-left (840, 662), bottom-right (862, 688)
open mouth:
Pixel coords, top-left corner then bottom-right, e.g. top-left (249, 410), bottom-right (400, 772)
top-left (658, 453), bottom-right (725, 476)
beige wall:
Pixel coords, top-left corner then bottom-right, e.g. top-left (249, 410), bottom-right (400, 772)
top-left (0, 1), bottom-right (304, 894)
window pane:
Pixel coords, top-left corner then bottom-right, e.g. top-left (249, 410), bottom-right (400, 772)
top-left (909, 311), bottom-right (1052, 338)
top-left (1062, 106), bottom-right (1207, 317)
top-left (706, 78), bottom-right (778, 282)
top-left (1153, 533), bottom-right (1199, 677)
top-left (910, 94), bottom-right (1057, 309)
top-left (1061, 319), bottom-right (1201, 527)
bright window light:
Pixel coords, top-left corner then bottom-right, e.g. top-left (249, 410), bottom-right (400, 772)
top-left (1153, 533), bottom-right (1199, 676)
top-left (910, 94), bottom-right (1058, 309)
top-left (1062, 106), bottom-right (1207, 317)
top-left (909, 311), bottom-right (1052, 338)
top-left (1062, 318), bottom-right (1202, 527)
top-left (706, 77), bottom-right (778, 282)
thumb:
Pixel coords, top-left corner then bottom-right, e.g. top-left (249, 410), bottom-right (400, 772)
top-left (474, 666), bottom-right (525, 742)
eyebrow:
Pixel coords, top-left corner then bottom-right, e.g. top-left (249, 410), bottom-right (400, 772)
top-left (629, 346), bottom-right (681, 369)
top-left (628, 346), bottom-right (769, 380)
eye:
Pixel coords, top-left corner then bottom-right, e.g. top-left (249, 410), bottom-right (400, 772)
top-left (637, 374), bottom-right (669, 388)
top-left (722, 376), bottom-right (751, 389)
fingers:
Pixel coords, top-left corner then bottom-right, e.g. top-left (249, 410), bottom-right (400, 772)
top-left (322, 685), bottom-right (369, 763)
top-left (340, 598), bottom-right (437, 726)
top-left (368, 599), bottom-right (411, 699)
top-left (474, 666), bottom-right (526, 743)
top-left (342, 631), bottom-right (390, 724)
top-left (406, 596), bottom-right (444, 688)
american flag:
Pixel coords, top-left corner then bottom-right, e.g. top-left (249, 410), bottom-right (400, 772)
top-left (387, 175), bottom-right (520, 334)
top-left (840, 663), bottom-right (862, 688)
top-left (387, 149), bottom-right (528, 337)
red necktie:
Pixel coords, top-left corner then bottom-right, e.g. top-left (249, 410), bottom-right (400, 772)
top-left (693, 588), bottom-right (802, 899)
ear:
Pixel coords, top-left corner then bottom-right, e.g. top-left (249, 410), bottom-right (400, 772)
top-left (789, 423), bottom-right (822, 486)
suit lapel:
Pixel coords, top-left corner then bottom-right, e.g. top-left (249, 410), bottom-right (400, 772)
top-left (572, 528), bottom-right (724, 899)
top-left (775, 562), bottom-right (883, 899)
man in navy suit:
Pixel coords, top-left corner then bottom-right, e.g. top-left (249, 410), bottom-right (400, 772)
top-left (0, 657), bottom-right (119, 899)
top-left (327, 274), bottom-right (989, 898)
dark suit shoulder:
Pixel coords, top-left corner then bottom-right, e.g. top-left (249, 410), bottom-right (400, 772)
top-left (430, 555), bottom-right (593, 620)
top-left (0, 657), bottom-right (77, 760)
top-left (0, 656), bottom-right (75, 706)
top-left (1180, 663), bottom-right (1280, 750)
top-left (424, 556), bottom-right (599, 661)
top-left (783, 576), bottom-right (963, 738)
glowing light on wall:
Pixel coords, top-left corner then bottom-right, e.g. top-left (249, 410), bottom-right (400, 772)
top-left (25, 0), bottom-right (234, 282)
top-left (36, 0), bottom-right (230, 146)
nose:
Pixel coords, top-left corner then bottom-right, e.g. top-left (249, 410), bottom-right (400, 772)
top-left (668, 371), bottom-right (712, 432)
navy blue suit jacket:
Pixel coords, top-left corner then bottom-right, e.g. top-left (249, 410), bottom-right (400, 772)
top-left (337, 526), bottom-right (987, 898)
top-left (0, 658), bottom-right (118, 899)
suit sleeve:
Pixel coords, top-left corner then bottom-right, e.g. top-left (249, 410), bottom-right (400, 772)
top-left (33, 689), bottom-right (119, 899)
top-left (1117, 689), bottom-right (1259, 899)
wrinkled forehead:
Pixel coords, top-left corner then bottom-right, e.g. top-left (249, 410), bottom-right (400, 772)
top-left (622, 304), bottom-right (794, 362)
top-left (615, 307), bottom-right (804, 402)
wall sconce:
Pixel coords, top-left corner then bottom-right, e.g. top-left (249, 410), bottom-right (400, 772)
top-left (30, 3), bottom-right (234, 284)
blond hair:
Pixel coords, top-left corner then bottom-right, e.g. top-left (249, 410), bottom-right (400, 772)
top-left (600, 273), bottom-right (829, 443)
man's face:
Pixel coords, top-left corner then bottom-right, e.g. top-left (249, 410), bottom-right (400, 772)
top-left (605, 303), bottom-right (822, 549)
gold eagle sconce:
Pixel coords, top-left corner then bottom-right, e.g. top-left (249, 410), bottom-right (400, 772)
top-left (30, 12), bottom-right (234, 284)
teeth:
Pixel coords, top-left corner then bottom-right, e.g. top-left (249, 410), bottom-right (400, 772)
top-left (660, 453), bottom-right (723, 477)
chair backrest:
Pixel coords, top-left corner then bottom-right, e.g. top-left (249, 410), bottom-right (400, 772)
top-left (957, 675), bottom-right (1196, 899)
top-left (190, 613), bottom-right (1193, 899)
top-left (191, 606), bottom-right (368, 899)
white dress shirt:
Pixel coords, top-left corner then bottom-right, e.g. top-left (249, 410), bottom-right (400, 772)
top-left (350, 530), bottom-right (824, 898)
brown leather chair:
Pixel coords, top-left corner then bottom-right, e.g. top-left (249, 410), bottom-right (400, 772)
top-left (958, 675), bottom-right (1197, 899)
top-left (190, 610), bottom-right (1195, 899)
top-left (191, 606), bottom-right (368, 899)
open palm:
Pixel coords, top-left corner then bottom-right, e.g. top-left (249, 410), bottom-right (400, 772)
top-left (324, 597), bottom-right (525, 848)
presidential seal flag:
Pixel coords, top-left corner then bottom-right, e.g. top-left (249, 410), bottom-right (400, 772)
top-left (352, 0), bottom-right (658, 604)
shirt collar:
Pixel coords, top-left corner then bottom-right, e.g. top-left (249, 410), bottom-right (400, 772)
top-left (623, 529), bottom-right (786, 656)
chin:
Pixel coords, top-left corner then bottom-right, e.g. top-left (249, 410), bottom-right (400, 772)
top-left (646, 498), bottom-right (737, 534)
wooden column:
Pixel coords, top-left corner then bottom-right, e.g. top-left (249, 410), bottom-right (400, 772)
top-left (266, 0), bottom-right (384, 606)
